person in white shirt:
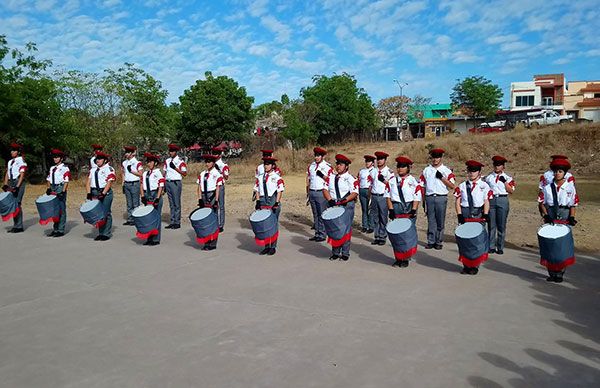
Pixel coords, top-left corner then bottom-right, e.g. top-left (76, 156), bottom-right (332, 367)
top-left (163, 144), bottom-right (187, 229)
top-left (255, 149), bottom-right (282, 178)
top-left (212, 146), bottom-right (230, 232)
top-left (140, 152), bottom-right (165, 246)
top-left (90, 144), bottom-right (103, 170)
top-left (121, 145), bottom-right (143, 226)
top-left (323, 154), bottom-right (358, 261)
top-left (538, 158), bottom-right (578, 283)
top-left (539, 154), bottom-right (574, 191)
top-left (419, 148), bottom-right (456, 250)
top-left (45, 149), bottom-right (71, 237)
top-left (196, 154), bottom-right (223, 251)
top-left (254, 157), bottom-right (285, 255)
top-left (454, 160), bottom-right (492, 275)
top-left (484, 155), bottom-right (515, 255)
top-left (306, 147), bottom-right (333, 242)
top-left (2, 142), bottom-right (27, 233)
top-left (369, 151), bottom-right (394, 245)
top-left (357, 155), bottom-right (375, 233)
top-left (86, 151), bottom-right (116, 241)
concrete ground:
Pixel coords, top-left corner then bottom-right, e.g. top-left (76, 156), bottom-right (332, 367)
top-left (1, 215), bottom-right (599, 388)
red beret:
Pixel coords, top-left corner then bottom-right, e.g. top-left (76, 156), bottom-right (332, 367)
top-left (374, 151), bottom-right (389, 159)
top-left (261, 149), bottom-right (274, 155)
top-left (550, 154), bottom-right (569, 160)
top-left (123, 146), bottom-right (137, 152)
top-left (313, 147), bottom-right (327, 155)
top-left (262, 156), bottom-right (278, 164)
top-left (9, 142), bottom-right (23, 150)
top-left (144, 152), bottom-right (160, 162)
top-left (95, 151), bottom-right (110, 159)
top-left (363, 155), bottom-right (375, 162)
top-left (91, 144), bottom-right (103, 150)
top-left (202, 154), bottom-right (218, 162)
top-left (50, 148), bottom-right (65, 157)
top-left (492, 155), bottom-right (508, 163)
top-left (395, 156), bottom-right (413, 165)
top-left (168, 144), bottom-right (180, 152)
top-left (465, 160), bottom-right (484, 169)
top-left (550, 159), bottom-right (571, 170)
top-left (335, 154), bottom-right (351, 164)
top-left (430, 148), bottom-right (445, 156)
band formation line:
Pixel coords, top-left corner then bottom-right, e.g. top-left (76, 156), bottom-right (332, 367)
top-left (1, 143), bottom-right (579, 283)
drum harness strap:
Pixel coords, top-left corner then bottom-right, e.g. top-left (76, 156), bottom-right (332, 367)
top-left (334, 175), bottom-right (351, 205)
top-left (550, 182), bottom-right (559, 218)
top-left (466, 181), bottom-right (475, 217)
top-left (94, 168), bottom-right (100, 190)
top-left (8, 160), bottom-right (14, 181)
top-left (202, 172), bottom-right (216, 205)
top-left (261, 173), bottom-right (277, 207)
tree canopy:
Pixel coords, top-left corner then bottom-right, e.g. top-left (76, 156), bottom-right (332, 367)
top-left (450, 76), bottom-right (503, 119)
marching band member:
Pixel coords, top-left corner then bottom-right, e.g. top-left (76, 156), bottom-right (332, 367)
top-left (385, 156), bottom-right (422, 267)
top-left (254, 156), bottom-right (284, 255)
top-left (357, 155), bottom-right (375, 233)
top-left (164, 144), bottom-right (187, 230)
top-left (86, 151), bottom-right (116, 241)
top-left (212, 146), bottom-right (230, 232)
top-left (539, 155), bottom-right (574, 191)
top-left (369, 151), bottom-right (393, 245)
top-left (484, 155), bottom-right (515, 254)
top-left (45, 149), bottom-right (70, 237)
top-left (121, 146), bottom-right (143, 226)
top-left (306, 147), bottom-right (333, 242)
top-left (196, 154), bottom-right (223, 251)
top-left (538, 158), bottom-right (578, 283)
top-left (454, 160), bottom-right (492, 275)
top-left (323, 154), bottom-right (358, 261)
top-left (140, 152), bottom-right (165, 246)
top-left (2, 142), bottom-right (27, 232)
top-left (420, 148), bottom-right (456, 250)
top-left (90, 144), bottom-right (103, 169)
top-left (255, 149), bottom-right (282, 178)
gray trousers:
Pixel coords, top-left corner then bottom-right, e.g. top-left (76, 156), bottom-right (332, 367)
top-left (425, 195), bottom-right (447, 245)
top-left (309, 190), bottom-right (328, 239)
top-left (358, 188), bottom-right (373, 229)
top-left (91, 188), bottom-right (113, 237)
top-left (8, 179), bottom-right (25, 229)
top-left (50, 184), bottom-right (67, 233)
top-left (218, 185), bottom-right (225, 229)
top-left (123, 181), bottom-right (140, 222)
top-left (165, 180), bottom-right (182, 225)
top-left (370, 194), bottom-right (388, 240)
top-left (332, 202), bottom-right (355, 257)
top-left (260, 194), bottom-right (280, 248)
top-left (488, 197), bottom-right (509, 251)
top-left (144, 190), bottom-right (163, 243)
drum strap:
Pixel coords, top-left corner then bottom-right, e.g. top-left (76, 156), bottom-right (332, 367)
top-left (334, 175), bottom-right (342, 200)
top-left (466, 181), bottom-right (475, 216)
top-left (263, 173), bottom-right (269, 197)
top-left (397, 177), bottom-right (406, 205)
top-left (94, 169), bottom-right (100, 189)
top-left (145, 171), bottom-right (151, 192)
top-left (8, 160), bottom-right (14, 180)
top-left (550, 182), bottom-right (559, 216)
top-left (51, 166), bottom-right (57, 185)
top-left (203, 172), bottom-right (209, 194)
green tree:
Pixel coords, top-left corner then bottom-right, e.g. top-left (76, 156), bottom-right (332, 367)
top-left (282, 100), bottom-right (318, 149)
top-left (179, 71), bottom-right (254, 146)
top-left (450, 76), bottom-right (503, 119)
top-left (301, 73), bottom-right (377, 143)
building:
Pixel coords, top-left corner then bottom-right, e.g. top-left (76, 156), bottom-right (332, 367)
top-left (564, 81), bottom-right (600, 122)
top-left (510, 73), bottom-right (565, 113)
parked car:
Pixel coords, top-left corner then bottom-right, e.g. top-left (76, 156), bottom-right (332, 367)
top-left (468, 121), bottom-right (506, 134)
top-left (526, 110), bottom-right (573, 127)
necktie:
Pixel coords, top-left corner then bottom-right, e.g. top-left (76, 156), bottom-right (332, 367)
top-left (334, 175), bottom-right (342, 200)
top-left (397, 177), bottom-right (406, 205)
top-left (263, 173), bottom-right (269, 198)
top-left (8, 160), bottom-right (14, 180)
top-left (145, 170), bottom-right (151, 192)
top-left (466, 181), bottom-right (475, 217)
top-left (551, 182), bottom-right (559, 216)
top-left (51, 167), bottom-right (57, 185)
top-left (203, 172), bottom-right (209, 195)
top-left (94, 168), bottom-right (100, 189)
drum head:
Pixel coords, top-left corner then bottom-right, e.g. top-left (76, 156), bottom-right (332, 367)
top-left (322, 206), bottom-right (345, 220)
top-left (0, 192), bottom-right (11, 201)
top-left (190, 207), bottom-right (213, 221)
top-left (132, 205), bottom-right (155, 217)
top-left (386, 218), bottom-right (412, 234)
top-left (36, 194), bottom-right (57, 203)
top-left (455, 222), bottom-right (484, 238)
top-left (250, 209), bottom-right (272, 222)
top-left (80, 200), bottom-right (100, 212)
top-left (538, 224), bottom-right (570, 239)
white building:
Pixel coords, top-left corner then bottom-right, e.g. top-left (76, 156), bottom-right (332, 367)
top-left (510, 74), bottom-right (565, 114)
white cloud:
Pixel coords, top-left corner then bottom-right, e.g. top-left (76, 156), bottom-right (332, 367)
top-left (35, 0), bottom-right (56, 11)
top-left (452, 51), bottom-right (479, 64)
top-left (500, 41), bottom-right (529, 52)
top-left (248, 0), bottom-right (269, 17)
top-left (260, 15), bottom-right (291, 43)
top-left (485, 34), bottom-right (519, 45)
top-left (247, 44), bottom-right (270, 56)
top-left (553, 58), bottom-right (570, 65)
top-left (101, 0), bottom-right (121, 8)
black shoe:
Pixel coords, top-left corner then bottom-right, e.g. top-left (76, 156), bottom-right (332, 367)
top-left (554, 275), bottom-right (564, 283)
top-left (314, 237), bottom-right (326, 242)
top-left (8, 227), bottom-right (24, 233)
top-left (97, 235), bottom-right (110, 241)
top-left (361, 228), bottom-right (366, 233)
top-left (267, 248), bottom-right (276, 255)
top-left (53, 232), bottom-right (65, 238)
top-left (329, 254), bottom-right (340, 261)
top-left (425, 244), bottom-right (434, 249)
top-left (469, 267), bottom-right (479, 275)
top-left (48, 230), bottom-right (57, 237)
top-left (392, 261), bottom-right (400, 267)
top-left (150, 241), bottom-right (160, 246)
top-left (488, 249), bottom-right (496, 254)
top-left (401, 260), bottom-right (409, 267)
top-left (206, 245), bottom-right (216, 251)
top-left (546, 275), bottom-right (555, 282)
top-left (461, 266), bottom-right (469, 275)
top-left (366, 229), bottom-right (374, 234)
top-left (377, 240), bottom-right (386, 246)
top-left (171, 224), bottom-right (180, 230)
top-left (123, 221), bottom-right (133, 226)
top-left (371, 239), bottom-right (380, 245)
top-left (259, 247), bottom-right (270, 255)
top-left (310, 226), bottom-right (315, 230)
top-left (309, 236), bottom-right (318, 241)
top-left (94, 235), bottom-right (103, 241)
top-left (144, 240), bottom-right (152, 246)
top-left (165, 224), bottom-right (174, 229)
top-left (340, 255), bottom-right (349, 261)
top-left (434, 244), bottom-right (443, 250)
top-left (219, 227), bottom-right (224, 233)
top-left (496, 249), bottom-right (504, 255)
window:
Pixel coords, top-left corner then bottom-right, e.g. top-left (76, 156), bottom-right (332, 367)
top-left (516, 95), bottom-right (535, 107)
top-left (542, 97), bottom-right (553, 106)
top-left (594, 93), bottom-right (600, 98)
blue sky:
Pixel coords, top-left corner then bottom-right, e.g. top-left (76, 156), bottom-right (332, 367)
top-left (2, 0), bottom-right (600, 107)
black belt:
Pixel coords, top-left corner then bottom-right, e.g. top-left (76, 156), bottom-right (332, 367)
top-left (309, 189), bottom-right (322, 192)
top-left (124, 181), bottom-right (139, 183)
top-left (371, 193), bottom-right (384, 196)
top-left (558, 205), bottom-right (571, 209)
top-left (166, 179), bottom-right (181, 182)
top-left (494, 194), bottom-right (508, 197)
top-left (426, 194), bottom-right (447, 197)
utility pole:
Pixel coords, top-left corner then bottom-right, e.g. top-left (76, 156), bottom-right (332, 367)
top-left (393, 80), bottom-right (408, 141)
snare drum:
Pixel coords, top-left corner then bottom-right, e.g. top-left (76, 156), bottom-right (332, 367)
top-left (190, 207), bottom-right (219, 244)
top-left (321, 206), bottom-right (352, 247)
top-left (132, 205), bottom-right (160, 239)
top-left (537, 224), bottom-right (575, 271)
top-left (80, 200), bottom-right (106, 228)
top-left (36, 194), bottom-right (60, 225)
top-left (0, 191), bottom-right (19, 222)
top-left (386, 218), bottom-right (418, 261)
top-left (455, 222), bottom-right (489, 267)
top-left (249, 209), bottom-right (278, 246)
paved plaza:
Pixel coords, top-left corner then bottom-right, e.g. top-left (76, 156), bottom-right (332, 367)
top-left (1, 217), bottom-right (599, 387)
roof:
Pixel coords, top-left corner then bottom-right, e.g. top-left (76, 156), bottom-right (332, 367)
top-left (408, 103), bottom-right (453, 123)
